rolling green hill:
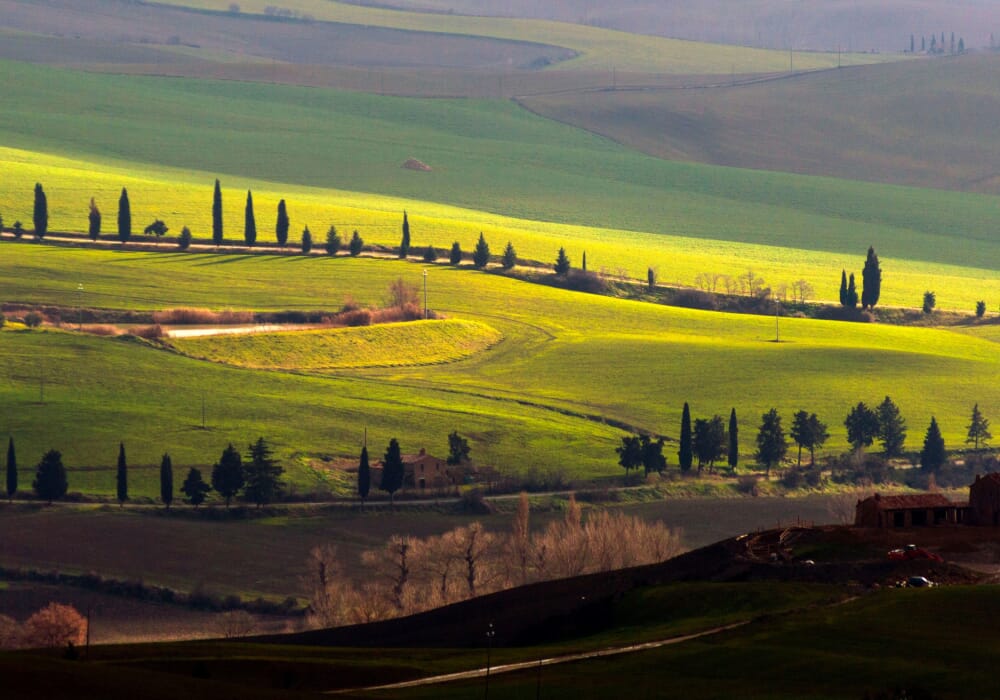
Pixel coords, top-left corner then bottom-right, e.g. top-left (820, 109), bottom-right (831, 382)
top-left (147, 0), bottom-right (892, 74)
top-left (0, 61), bottom-right (997, 301)
top-left (0, 246), bottom-right (995, 492)
top-left (520, 53), bottom-right (1000, 195)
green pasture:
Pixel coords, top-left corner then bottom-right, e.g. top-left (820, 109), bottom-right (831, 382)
top-left (1, 61), bottom-right (998, 282)
top-left (386, 586), bottom-right (1000, 699)
top-left (0, 246), bottom-right (996, 490)
top-left (171, 320), bottom-right (503, 370)
top-left (149, 0), bottom-right (891, 74)
top-left (521, 53), bottom-right (1000, 195)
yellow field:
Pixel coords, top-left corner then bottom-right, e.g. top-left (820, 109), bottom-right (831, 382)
top-left (170, 319), bottom-right (503, 369)
top-left (154, 0), bottom-right (895, 74)
top-left (2, 146), bottom-right (996, 311)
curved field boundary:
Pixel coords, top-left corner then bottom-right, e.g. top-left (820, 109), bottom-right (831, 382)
top-left (169, 319), bottom-right (503, 370)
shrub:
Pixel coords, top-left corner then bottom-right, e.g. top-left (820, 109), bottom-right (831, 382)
top-left (23, 311), bottom-right (42, 328)
top-left (301, 227), bottom-right (312, 254)
top-left (12, 221), bottom-right (23, 238)
top-left (152, 308), bottom-right (253, 325)
top-left (561, 269), bottom-right (608, 294)
top-left (922, 290), bottom-right (936, 314)
top-left (130, 324), bottom-right (163, 339)
top-left (338, 308), bottom-right (372, 327)
top-left (736, 474), bottom-right (760, 495)
top-left (422, 245), bottom-right (437, 263)
top-left (178, 226), bottom-right (192, 250)
top-left (976, 300), bottom-right (987, 318)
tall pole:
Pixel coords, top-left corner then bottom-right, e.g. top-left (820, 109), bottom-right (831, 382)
top-left (77, 283), bottom-right (84, 331)
top-left (201, 391), bottom-right (205, 430)
top-left (423, 269), bottom-right (428, 320)
top-left (775, 298), bottom-right (780, 342)
top-left (484, 622), bottom-right (495, 700)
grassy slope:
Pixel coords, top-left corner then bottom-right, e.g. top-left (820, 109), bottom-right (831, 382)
top-left (2, 145), bottom-right (997, 311)
top-left (171, 320), bottom-right (504, 370)
top-left (387, 587), bottom-right (1000, 699)
top-left (149, 0), bottom-right (892, 73)
top-left (0, 61), bottom-right (997, 306)
top-left (0, 246), bottom-right (996, 487)
top-left (521, 53), bottom-right (1000, 195)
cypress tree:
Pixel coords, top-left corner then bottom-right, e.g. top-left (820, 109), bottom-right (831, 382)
top-left (325, 225), bottom-right (341, 256)
top-left (349, 230), bottom-right (363, 256)
top-left (501, 241), bottom-right (517, 269)
top-left (728, 408), bottom-right (739, 472)
top-left (6, 437), bottom-right (16, 502)
top-left (244, 190), bottom-right (256, 246)
top-left (301, 226), bottom-right (312, 254)
top-left (449, 241), bottom-right (462, 265)
top-left (861, 246), bottom-right (882, 310)
top-left (358, 445), bottom-right (370, 506)
top-left (554, 247), bottom-right (570, 276)
top-left (876, 396), bottom-right (907, 457)
top-left (380, 438), bottom-right (404, 506)
top-left (88, 198), bottom-right (101, 241)
top-left (116, 442), bottom-right (128, 508)
top-left (181, 468), bottom-right (210, 507)
top-left (33, 183), bottom-right (48, 240)
top-left (33, 449), bottom-right (67, 504)
top-left (276, 199), bottom-right (289, 247)
top-left (582, 251), bottom-right (587, 272)
top-left (211, 443), bottom-right (244, 508)
top-left (212, 179), bottom-right (223, 246)
top-left (399, 211), bottom-right (410, 258)
top-left (920, 417), bottom-right (946, 472)
top-left (243, 437), bottom-right (285, 508)
top-left (117, 187), bottom-right (131, 243)
top-left (839, 270), bottom-right (848, 306)
top-left (846, 273), bottom-right (859, 308)
top-left (679, 402), bottom-right (693, 473)
top-left (160, 453), bottom-right (173, 509)
top-left (472, 232), bottom-right (490, 269)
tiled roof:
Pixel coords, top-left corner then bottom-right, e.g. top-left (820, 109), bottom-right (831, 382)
top-left (867, 493), bottom-right (955, 510)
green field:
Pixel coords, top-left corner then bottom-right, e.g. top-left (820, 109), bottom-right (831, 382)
top-left (1, 60), bottom-right (998, 310)
top-left (0, 245), bottom-right (996, 490)
top-left (521, 53), bottom-right (1000, 195)
top-left (383, 586), bottom-right (1000, 699)
top-left (148, 0), bottom-right (892, 74)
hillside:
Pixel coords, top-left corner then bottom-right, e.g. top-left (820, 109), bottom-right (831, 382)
top-left (0, 246), bottom-right (996, 478)
top-left (2, 62), bottom-right (1000, 282)
top-left (521, 53), bottom-right (1000, 195)
top-left (334, 0), bottom-right (998, 53)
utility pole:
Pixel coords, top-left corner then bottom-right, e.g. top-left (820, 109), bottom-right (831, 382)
top-left (201, 391), bottom-right (206, 430)
top-left (77, 283), bottom-right (84, 330)
top-left (484, 622), bottom-right (495, 700)
top-left (423, 269), bottom-right (428, 319)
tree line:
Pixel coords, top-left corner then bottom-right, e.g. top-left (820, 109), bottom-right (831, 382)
top-left (7, 437), bottom-right (285, 508)
top-left (307, 492), bottom-right (681, 627)
top-left (617, 401), bottom-right (992, 482)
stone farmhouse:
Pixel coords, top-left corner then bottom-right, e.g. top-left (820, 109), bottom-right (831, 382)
top-left (855, 473), bottom-right (1000, 528)
top-left (373, 448), bottom-right (461, 491)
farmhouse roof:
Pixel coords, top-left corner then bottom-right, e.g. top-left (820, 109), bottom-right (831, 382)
top-left (867, 493), bottom-right (955, 510)
top-left (973, 473), bottom-right (1000, 485)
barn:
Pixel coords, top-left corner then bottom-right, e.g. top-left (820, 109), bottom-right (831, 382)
top-left (854, 492), bottom-right (968, 528)
top-left (969, 473), bottom-right (1000, 526)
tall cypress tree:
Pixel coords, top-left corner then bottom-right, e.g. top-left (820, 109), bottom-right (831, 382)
top-left (6, 437), bottom-right (16, 502)
top-left (244, 190), bottom-right (257, 247)
top-left (728, 408), bottom-right (739, 472)
top-left (211, 443), bottom-right (244, 508)
top-left (839, 270), bottom-right (848, 307)
top-left (472, 232), bottom-right (490, 269)
top-left (582, 251), bottom-right (587, 272)
top-left (876, 395), bottom-right (907, 457)
top-left (381, 438), bottom-right (404, 506)
top-left (846, 273), bottom-right (859, 308)
top-left (679, 402), bottom-right (693, 473)
top-left (117, 187), bottom-right (131, 243)
top-left (88, 198), bottom-right (101, 241)
top-left (399, 211), bottom-right (410, 258)
top-left (861, 246), bottom-right (882, 310)
top-left (276, 199), bottom-right (289, 247)
top-left (212, 179), bottom-right (223, 246)
top-left (920, 417), bottom-right (946, 472)
top-left (358, 445), bottom-right (370, 506)
top-left (116, 442), bottom-right (128, 508)
top-left (33, 183), bottom-right (48, 240)
top-left (554, 247), bottom-right (571, 275)
top-left (160, 453), bottom-right (173, 509)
